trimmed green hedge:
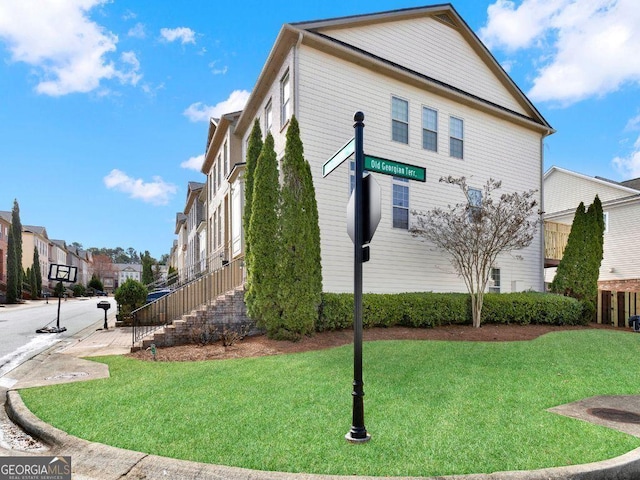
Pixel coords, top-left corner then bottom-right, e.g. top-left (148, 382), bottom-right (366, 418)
top-left (318, 292), bottom-right (586, 332)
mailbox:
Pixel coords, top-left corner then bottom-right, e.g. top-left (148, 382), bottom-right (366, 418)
top-left (97, 301), bottom-right (111, 329)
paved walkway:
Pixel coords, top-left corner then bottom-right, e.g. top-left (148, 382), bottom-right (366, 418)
top-left (2, 315), bottom-right (640, 479)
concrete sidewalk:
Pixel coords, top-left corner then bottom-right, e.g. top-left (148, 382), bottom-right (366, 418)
top-left (3, 319), bottom-right (640, 479)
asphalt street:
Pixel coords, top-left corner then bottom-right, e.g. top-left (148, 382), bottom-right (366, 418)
top-left (0, 298), bottom-right (115, 383)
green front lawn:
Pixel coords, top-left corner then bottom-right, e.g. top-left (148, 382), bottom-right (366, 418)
top-left (20, 329), bottom-right (640, 477)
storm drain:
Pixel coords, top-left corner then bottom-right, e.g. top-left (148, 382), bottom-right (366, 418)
top-left (587, 408), bottom-right (640, 424)
top-left (45, 372), bottom-right (89, 381)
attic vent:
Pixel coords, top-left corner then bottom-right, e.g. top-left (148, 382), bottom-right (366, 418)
top-left (435, 13), bottom-right (455, 27)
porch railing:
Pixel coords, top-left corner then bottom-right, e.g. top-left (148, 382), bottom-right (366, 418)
top-left (132, 257), bottom-right (244, 346)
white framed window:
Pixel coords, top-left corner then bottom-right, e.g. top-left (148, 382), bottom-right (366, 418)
top-left (603, 211), bottom-right (609, 234)
top-left (265, 99), bottom-right (273, 133)
top-left (489, 268), bottom-right (501, 293)
top-left (280, 70), bottom-right (291, 127)
top-left (392, 96), bottom-right (409, 144)
top-left (392, 177), bottom-right (409, 229)
top-left (468, 187), bottom-right (482, 222)
top-left (212, 164), bottom-right (217, 195)
top-left (223, 141), bottom-right (228, 178)
top-left (217, 155), bottom-right (222, 188)
top-left (450, 116), bottom-right (464, 159)
top-left (422, 107), bottom-right (437, 152)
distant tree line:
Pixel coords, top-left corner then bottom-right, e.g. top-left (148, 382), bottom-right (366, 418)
top-left (86, 247), bottom-right (168, 265)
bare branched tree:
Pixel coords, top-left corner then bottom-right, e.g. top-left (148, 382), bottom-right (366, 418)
top-left (410, 176), bottom-right (540, 327)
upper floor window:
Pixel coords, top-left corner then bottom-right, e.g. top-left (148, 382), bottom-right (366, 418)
top-left (265, 99), bottom-right (273, 133)
top-left (281, 70), bottom-right (291, 127)
top-left (450, 116), bottom-right (464, 159)
top-left (603, 211), bottom-right (609, 234)
top-left (392, 96), bottom-right (409, 144)
top-left (223, 141), bottom-right (229, 178)
top-left (422, 107), bottom-right (437, 152)
top-left (392, 177), bottom-right (409, 229)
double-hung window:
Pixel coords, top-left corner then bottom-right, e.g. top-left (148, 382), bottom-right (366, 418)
top-left (422, 107), bottom-right (437, 152)
top-left (392, 177), bottom-right (409, 229)
top-left (349, 160), bottom-right (355, 194)
top-left (223, 141), bottom-right (228, 178)
top-left (281, 70), bottom-right (291, 127)
top-left (450, 116), bottom-right (464, 159)
top-left (265, 99), bottom-right (273, 133)
top-left (468, 187), bottom-right (482, 222)
top-left (392, 96), bottom-right (409, 144)
top-left (489, 268), bottom-right (501, 293)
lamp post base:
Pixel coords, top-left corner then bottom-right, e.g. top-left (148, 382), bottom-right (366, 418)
top-left (345, 431), bottom-right (371, 443)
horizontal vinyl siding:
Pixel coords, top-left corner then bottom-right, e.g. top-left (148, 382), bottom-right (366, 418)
top-left (544, 170), bottom-right (632, 214)
top-left (318, 16), bottom-right (528, 117)
top-left (297, 46), bottom-right (543, 293)
top-left (600, 204), bottom-right (640, 282)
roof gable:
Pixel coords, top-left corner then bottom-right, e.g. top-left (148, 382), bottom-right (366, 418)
top-left (293, 4), bottom-right (550, 131)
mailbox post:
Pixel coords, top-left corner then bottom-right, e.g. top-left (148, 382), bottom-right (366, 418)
top-left (97, 301), bottom-right (111, 329)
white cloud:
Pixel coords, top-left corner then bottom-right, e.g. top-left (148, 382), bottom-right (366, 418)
top-left (160, 27), bottom-right (196, 45)
top-left (209, 61), bottom-right (228, 75)
top-left (613, 114), bottom-right (640, 179)
top-left (183, 89), bottom-right (250, 122)
top-left (104, 169), bottom-right (178, 205)
top-left (181, 154), bottom-right (205, 171)
top-left (480, 0), bottom-right (640, 105)
top-left (128, 22), bottom-right (146, 39)
top-left (0, 0), bottom-right (141, 96)
top-left (612, 138), bottom-right (640, 179)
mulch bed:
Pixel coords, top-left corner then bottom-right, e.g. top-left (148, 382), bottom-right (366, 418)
top-left (127, 323), bottom-right (625, 362)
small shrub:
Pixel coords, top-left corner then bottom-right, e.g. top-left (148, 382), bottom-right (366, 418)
top-left (190, 319), bottom-right (218, 346)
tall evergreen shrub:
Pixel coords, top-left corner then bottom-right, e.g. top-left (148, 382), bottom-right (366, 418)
top-left (245, 133), bottom-right (281, 332)
top-left (11, 200), bottom-right (23, 297)
top-left (550, 196), bottom-right (605, 320)
top-left (243, 119), bottom-right (263, 263)
top-left (276, 116), bottom-right (323, 339)
top-left (33, 246), bottom-right (42, 298)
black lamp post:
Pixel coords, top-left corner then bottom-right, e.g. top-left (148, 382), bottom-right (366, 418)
top-left (345, 111), bottom-right (371, 443)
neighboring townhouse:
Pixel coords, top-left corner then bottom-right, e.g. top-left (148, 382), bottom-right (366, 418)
top-left (184, 182), bottom-right (206, 280)
top-left (543, 166), bottom-right (640, 323)
top-left (174, 213), bottom-right (188, 283)
top-left (114, 263), bottom-right (142, 288)
top-left (201, 111), bottom-right (244, 273)
top-left (195, 4), bottom-right (552, 295)
top-left (0, 211), bottom-right (9, 286)
top-left (22, 225), bottom-right (50, 290)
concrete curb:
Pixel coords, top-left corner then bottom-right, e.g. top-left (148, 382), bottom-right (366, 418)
top-left (6, 389), bottom-right (640, 480)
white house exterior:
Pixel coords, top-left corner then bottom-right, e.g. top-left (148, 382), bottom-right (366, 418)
top-left (114, 263), bottom-right (142, 287)
top-left (544, 166), bottom-right (640, 291)
top-left (201, 112), bottom-right (245, 273)
top-left (217, 4), bottom-right (552, 294)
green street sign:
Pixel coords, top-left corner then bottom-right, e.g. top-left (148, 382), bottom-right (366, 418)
top-left (322, 137), bottom-right (355, 177)
top-left (364, 154), bottom-right (426, 182)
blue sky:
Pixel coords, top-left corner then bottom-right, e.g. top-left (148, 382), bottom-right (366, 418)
top-left (0, 0), bottom-right (639, 260)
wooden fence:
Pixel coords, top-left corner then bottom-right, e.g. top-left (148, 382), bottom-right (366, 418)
top-left (598, 290), bottom-right (640, 327)
top-left (544, 221), bottom-right (571, 265)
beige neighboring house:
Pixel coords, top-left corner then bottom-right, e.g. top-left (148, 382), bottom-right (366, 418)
top-left (0, 211), bottom-right (10, 286)
top-left (544, 166), bottom-right (640, 325)
top-left (197, 4), bottom-right (553, 295)
top-left (22, 225), bottom-right (51, 291)
top-left (114, 263), bottom-right (142, 289)
top-left (173, 213), bottom-right (188, 283)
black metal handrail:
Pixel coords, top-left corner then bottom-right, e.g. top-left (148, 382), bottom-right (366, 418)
top-left (132, 257), bottom-right (244, 346)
